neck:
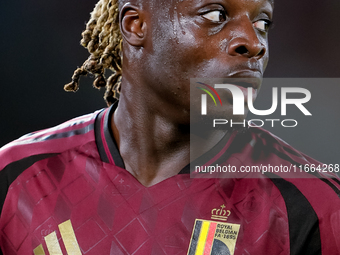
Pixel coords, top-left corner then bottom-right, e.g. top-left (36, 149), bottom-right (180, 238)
top-left (111, 79), bottom-right (229, 187)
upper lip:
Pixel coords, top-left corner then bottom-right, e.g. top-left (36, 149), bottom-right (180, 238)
top-left (229, 69), bottom-right (262, 77)
top-left (222, 71), bottom-right (262, 90)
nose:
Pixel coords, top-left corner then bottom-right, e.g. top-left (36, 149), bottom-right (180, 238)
top-left (227, 19), bottom-right (266, 59)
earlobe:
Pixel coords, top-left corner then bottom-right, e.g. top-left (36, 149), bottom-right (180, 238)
top-left (120, 4), bottom-right (146, 46)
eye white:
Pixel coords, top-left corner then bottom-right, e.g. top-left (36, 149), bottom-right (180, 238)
top-left (202, 11), bottom-right (222, 22)
top-left (253, 20), bottom-right (268, 31)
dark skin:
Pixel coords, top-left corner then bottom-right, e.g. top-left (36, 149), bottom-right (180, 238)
top-left (112, 0), bottom-right (273, 186)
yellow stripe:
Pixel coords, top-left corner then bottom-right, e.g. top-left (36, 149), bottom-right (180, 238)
top-left (45, 231), bottom-right (63, 255)
top-left (33, 244), bottom-right (46, 255)
top-left (59, 220), bottom-right (82, 255)
top-left (195, 221), bottom-right (210, 255)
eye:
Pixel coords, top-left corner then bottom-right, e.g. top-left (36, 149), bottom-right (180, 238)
top-left (202, 10), bottom-right (226, 22)
top-left (253, 20), bottom-right (272, 32)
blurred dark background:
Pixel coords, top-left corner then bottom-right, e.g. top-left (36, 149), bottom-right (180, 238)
top-left (0, 0), bottom-right (339, 164)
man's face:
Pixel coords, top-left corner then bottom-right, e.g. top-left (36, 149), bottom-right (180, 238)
top-left (142, 0), bottom-right (273, 120)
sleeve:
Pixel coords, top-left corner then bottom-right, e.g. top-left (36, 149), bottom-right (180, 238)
top-left (287, 176), bottom-right (340, 254)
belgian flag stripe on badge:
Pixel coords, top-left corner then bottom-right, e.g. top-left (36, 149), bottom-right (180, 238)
top-left (188, 220), bottom-right (217, 255)
top-left (187, 219), bottom-right (240, 255)
top-left (204, 222), bottom-right (217, 255)
top-left (188, 220), bottom-right (202, 255)
top-left (196, 221), bottom-right (210, 254)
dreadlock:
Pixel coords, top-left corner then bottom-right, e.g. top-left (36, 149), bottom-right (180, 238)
top-left (64, 0), bottom-right (122, 106)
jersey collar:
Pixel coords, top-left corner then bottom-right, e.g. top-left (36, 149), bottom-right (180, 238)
top-left (94, 102), bottom-right (244, 174)
top-left (95, 102), bottom-right (125, 169)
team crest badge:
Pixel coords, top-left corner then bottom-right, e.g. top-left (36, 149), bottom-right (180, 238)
top-left (187, 205), bottom-right (240, 255)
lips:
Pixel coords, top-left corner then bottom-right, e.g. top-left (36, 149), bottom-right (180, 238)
top-left (227, 70), bottom-right (263, 90)
top-left (217, 69), bottom-right (263, 103)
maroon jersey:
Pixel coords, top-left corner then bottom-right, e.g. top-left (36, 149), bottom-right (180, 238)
top-left (0, 104), bottom-right (340, 255)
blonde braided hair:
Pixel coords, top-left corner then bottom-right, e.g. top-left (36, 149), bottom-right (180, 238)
top-left (64, 0), bottom-right (122, 106)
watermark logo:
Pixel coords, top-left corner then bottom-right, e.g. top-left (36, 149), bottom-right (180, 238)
top-left (200, 83), bottom-right (312, 116)
top-left (196, 82), bottom-right (223, 115)
top-left (190, 78), bottom-right (340, 179)
top-left (196, 81), bottom-right (312, 128)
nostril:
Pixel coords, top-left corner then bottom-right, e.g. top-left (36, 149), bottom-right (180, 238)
top-left (234, 45), bottom-right (265, 57)
top-left (258, 48), bottom-right (265, 56)
top-left (235, 46), bottom-right (249, 55)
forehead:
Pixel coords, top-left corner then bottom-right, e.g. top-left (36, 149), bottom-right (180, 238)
top-left (166, 0), bottom-right (274, 9)
top-left (145, 0), bottom-right (274, 27)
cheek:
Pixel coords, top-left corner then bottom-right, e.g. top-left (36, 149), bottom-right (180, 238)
top-left (173, 36), bottom-right (215, 75)
top-left (168, 17), bottom-right (212, 66)
top-left (173, 26), bottom-right (235, 76)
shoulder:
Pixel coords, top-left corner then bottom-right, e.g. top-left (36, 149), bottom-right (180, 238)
top-left (244, 127), bottom-right (340, 203)
top-left (0, 109), bottom-right (102, 171)
top-left (250, 127), bottom-right (340, 253)
top-left (213, 127), bottom-right (340, 253)
top-left (0, 109), bottom-right (104, 211)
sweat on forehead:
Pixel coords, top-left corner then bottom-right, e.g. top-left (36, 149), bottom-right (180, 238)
top-left (119, 0), bottom-right (274, 13)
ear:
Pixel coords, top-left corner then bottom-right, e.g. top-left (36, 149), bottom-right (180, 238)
top-left (120, 4), bottom-right (147, 46)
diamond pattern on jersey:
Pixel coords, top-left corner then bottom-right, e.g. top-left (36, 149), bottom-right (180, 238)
top-left (85, 157), bottom-right (101, 183)
top-left (2, 214), bottom-right (28, 250)
top-left (75, 219), bottom-right (107, 253)
top-left (26, 170), bottom-right (56, 204)
top-left (110, 241), bottom-right (125, 255)
top-left (234, 189), bottom-right (266, 224)
top-left (160, 224), bottom-right (187, 255)
top-left (0, 141), bottom-right (291, 255)
top-left (54, 195), bottom-right (72, 223)
top-left (62, 175), bottom-right (94, 205)
top-left (251, 231), bottom-right (283, 254)
top-left (181, 201), bottom-right (202, 233)
top-left (150, 241), bottom-right (166, 255)
top-left (139, 193), bottom-right (158, 231)
top-left (232, 179), bottom-right (288, 255)
top-left (97, 193), bottom-right (115, 230)
top-left (111, 173), bottom-right (141, 200)
top-left (115, 218), bottom-right (149, 254)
